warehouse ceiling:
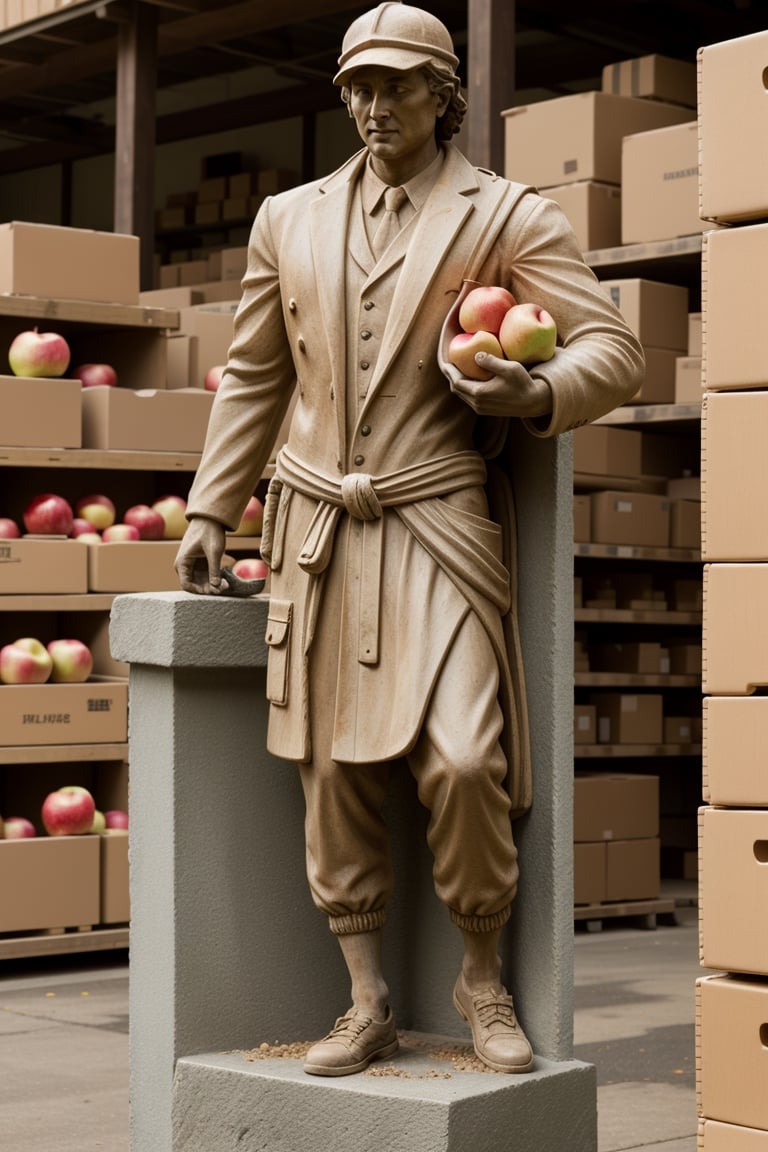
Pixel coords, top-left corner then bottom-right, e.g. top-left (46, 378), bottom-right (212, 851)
top-left (0, 0), bottom-right (763, 174)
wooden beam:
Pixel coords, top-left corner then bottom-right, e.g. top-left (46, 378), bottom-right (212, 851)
top-left (114, 0), bottom-right (157, 290)
top-left (465, 0), bottom-right (516, 173)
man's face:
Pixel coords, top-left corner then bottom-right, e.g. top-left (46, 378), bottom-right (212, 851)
top-left (348, 66), bottom-right (449, 182)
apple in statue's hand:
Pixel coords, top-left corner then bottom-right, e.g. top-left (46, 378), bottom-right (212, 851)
top-left (41, 786), bottom-right (96, 837)
top-left (102, 523), bottom-right (140, 543)
top-left (0, 517), bottom-right (21, 539)
top-left (232, 495), bottom-right (264, 537)
top-left (124, 504), bottom-right (165, 541)
top-left (204, 365), bottom-right (225, 393)
top-left (23, 493), bottom-right (74, 536)
top-left (0, 637), bottom-right (53, 685)
top-left (447, 330), bottom-right (505, 381)
top-left (46, 638), bottom-right (93, 684)
top-left (73, 363), bottom-right (118, 389)
top-left (75, 494), bottom-right (116, 531)
top-left (498, 302), bottom-right (557, 365)
top-left (8, 328), bottom-right (71, 378)
top-left (151, 495), bottom-right (188, 540)
top-left (458, 285), bottom-right (517, 337)
top-left (232, 557), bottom-right (268, 581)
top-left (3, 816), bottom-right (36, 839)
top-left (105, 809), bottom-right (129, 831)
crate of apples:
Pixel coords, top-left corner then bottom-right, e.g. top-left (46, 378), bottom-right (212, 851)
top-left (447, 284), bottom-right (557, 381)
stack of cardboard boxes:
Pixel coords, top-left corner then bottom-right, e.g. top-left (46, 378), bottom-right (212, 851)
top-left (695, 28), bottom-right (768, 1152)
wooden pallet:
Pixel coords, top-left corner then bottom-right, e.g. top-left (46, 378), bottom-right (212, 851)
top-left (574, 897), bottom-right (678, 932)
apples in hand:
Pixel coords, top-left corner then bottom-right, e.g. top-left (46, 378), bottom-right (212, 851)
top-left (458, 285), bottom-right (517, 337)
top-left (447, 330), bottom-right (504, 381)
top-left (8, 328), bottom-right (71, 378)
top-left (47, 638), bottom-right (93, 684)
top-left (499, 302), bottom-right (557, 365)
top-left (41, 786), bottom-right (96, 837)
top-left (0, 637), bottom-right (53, 685)
top-left (23, 493), bottom-right (74, 536)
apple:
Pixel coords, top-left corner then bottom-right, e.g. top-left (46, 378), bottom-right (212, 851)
top-left (47, 638), bottom-right (93, 684)
top-left (0, 517), bottom-right (21, 539)
top-left (448, 330), bottom-right (505, 381)
top-left (70, 518), bottom-right (96, 538)
top-left (90, 810), bottom-right (107, 834)
top-left (104, 809), bottom-right (129, 831)
top-left (41, 786), bottom-right (96, 837)
top-left (0, 637), bottom-right (53, 685)
top-left (75, 493), bottom-right (116, 531)
top-left (73, 363), bottom-right (118, 389)
top-left (3, 816), bottom-right (36, 839)
top-left (74, 532), bottom-right (102, 544)
top-left (8, 328), bottom-right (71, 378)
top-left (498, 302), bottom-right (557, 365)
top-left (23, 493), bottom-right (74, 536)
top-left (204, 365), bottom-right (226, 392)
top-left (124, 504), bottom-right (165, 541)
top-left (458, 285), bottom-right (517, 337)
top-left (102, 523), bottom-right (140, 543)
top-left (232, 495), bottom-right (264, 537)
top-left (151, 495), bottom-right (188, 540)
top-left (232, 557), bottom-right (268, 581)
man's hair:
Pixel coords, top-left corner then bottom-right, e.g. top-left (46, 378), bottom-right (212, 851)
top-left (341, 62), bottom-right (467, 141)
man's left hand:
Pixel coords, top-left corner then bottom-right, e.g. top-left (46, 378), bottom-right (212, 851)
top-left (448, 353), bottom-right (553, 419)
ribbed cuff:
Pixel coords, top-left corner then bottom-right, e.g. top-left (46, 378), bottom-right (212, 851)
top-left (328, 907), bottom-right (387, 936)
top-left (449, 904), bottom-right (512, 933)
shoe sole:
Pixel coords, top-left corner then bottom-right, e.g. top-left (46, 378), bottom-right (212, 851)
top-left (453, 989), bottom-right (535, 1075)
top-left (303, 1036), bottom-right (399, 1077)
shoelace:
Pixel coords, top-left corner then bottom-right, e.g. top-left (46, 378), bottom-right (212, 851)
top-left (325, 1012), bottom-right (374, 1042)
top-left (471, 991), bottom-right (518, 1033)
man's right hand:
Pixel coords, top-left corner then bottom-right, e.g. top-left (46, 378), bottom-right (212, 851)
top-left (175, 516), bottom-right (226, 595)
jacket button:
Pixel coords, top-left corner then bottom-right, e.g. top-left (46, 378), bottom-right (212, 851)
top-left (361, 425), bottom-right (371, 436)
top-left (361, 329), bottom-right (372, 340)
top-left (354, 454), bottom-right (365, 466)
top-left (297, 337), bottom-right (306, 352)
top-left (288, 298), bottom-right (297, 312)
top-left (363, 300), bottom-right (374, 311)
top-left (360, 360), bottom-right (370, 370)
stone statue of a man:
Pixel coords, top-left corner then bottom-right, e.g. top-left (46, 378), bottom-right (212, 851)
top-left (175, 1), bottom-right (643, 1077)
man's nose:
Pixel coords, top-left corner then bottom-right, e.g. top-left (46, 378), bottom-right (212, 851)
top-left (370, 94), bottom-right (390, 119)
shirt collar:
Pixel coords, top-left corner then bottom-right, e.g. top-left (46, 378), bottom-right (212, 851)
top-left (362, 147), bottom-right (445, 216)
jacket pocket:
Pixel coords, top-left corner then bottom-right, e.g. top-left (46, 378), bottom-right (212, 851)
top-left (264, 599), bottom-right (292, 706)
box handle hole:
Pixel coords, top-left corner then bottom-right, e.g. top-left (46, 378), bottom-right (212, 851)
top-left (754, 841), bottom-right (768, 863)
top-left (763, 66), bottom-right (768, 91)
top-left (761, 1023), bottom-right (768, 1048)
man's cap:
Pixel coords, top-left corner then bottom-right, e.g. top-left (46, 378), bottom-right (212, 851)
top-left (333, 2), bottom-right (459, 87)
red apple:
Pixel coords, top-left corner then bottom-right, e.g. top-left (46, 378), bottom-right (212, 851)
top-left (448, 330), bottom-right (504, 381)
top-left (3, 816), bottom-right (36, 839)
top-left (0, 517), bottom-right (21, 539)
top-left (458, 285), bottom-right (517, 337)
top-left (41, 787), bottom-right (96, 837)
top-left (8, 328), bottom-right (71, 378)
top-left (498, 302), bottom-right (557, 365)
top-left (124, 504), bottom-right (165, 541)
top-left (47, 638), bottom-right (93, 684)
top-left (104, 809), bottom-right (129, 831)
top-left (232, 495), bottom-right (264, 537)
top-left (0, 637), bottom-right (53, 685)
top-left (102, 523), bottom-right (140, 543)
top-left (75, 493), bottom-right (116, 531)
top-left (232, 557), bottom-right (268, 581)
top-left (23, 493), bottom-right (74, 536)
top-left (71, 518), bottom-right (95, 538)
top-left (204, 365), bottom-right (226, 392)
top-left (73, 363), bottom-right (118, 389)
top-left (151, 495), bottom-right (188, 540)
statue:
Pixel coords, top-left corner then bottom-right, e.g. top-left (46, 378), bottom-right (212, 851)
top-left (175, 1), bottom-right (644, 1077)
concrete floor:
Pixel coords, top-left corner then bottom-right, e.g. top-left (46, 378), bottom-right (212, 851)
top-left (0, 887), bottom-right (705, 1152)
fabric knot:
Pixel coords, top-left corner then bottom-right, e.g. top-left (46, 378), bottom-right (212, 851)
top-left (371, 186), bottom-right (408, 259)
top-left (384, 185), bottom-right (408, 214)
top-left (341, 473), bottom-right (382, 521)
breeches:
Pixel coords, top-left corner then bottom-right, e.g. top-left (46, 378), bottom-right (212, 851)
top-left (298, 609), bottom-right (519, 936)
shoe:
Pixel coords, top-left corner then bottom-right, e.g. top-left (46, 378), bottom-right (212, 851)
top-left (303, 1006), bottom-right (399, 1076)
top-left (453, 974), bottom-right (534, 1073)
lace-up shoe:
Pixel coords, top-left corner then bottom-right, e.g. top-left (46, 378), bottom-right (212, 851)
top-left (453, 974), bottom-right (534, 1073)
top-left (303, 1006), bottom-right (398, 1076)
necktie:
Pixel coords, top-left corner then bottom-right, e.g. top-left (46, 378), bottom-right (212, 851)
top-left (372, 185), bottom-right (408, 260)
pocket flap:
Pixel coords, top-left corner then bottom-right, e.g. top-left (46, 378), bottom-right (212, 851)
top-left (265, 599), bottom-right (292, 647)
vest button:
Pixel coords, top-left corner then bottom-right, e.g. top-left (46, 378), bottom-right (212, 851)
top-left (361, 329), bottom-right (372, 340)
top-left (363, 300), bottom-right (374, 310)
top-left (354, 454), bottom-right (365, 466)
top-left (361, 425), bottom-right (371, 436)
top-left (360, 360), bottom-right (370, 370)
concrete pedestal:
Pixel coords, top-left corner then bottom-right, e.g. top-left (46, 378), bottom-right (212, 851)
top-left (110, 428), bottom-right (595, 1152)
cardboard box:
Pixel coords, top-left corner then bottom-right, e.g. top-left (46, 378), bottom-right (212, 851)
top-left (158, 263), bottom-right (180, 289)
top-left (541, 181), bottom-right (621, 252)
top-left (0, 221), bottom-right (139, 305)
top-left (177, 259), bottom-right (210, 286)
top-left (207, 246), bottom-right (248, 282)
top-left (670, 499), bottom-right (700, 550)
top-left (0, 538), bottom-right (88, 594)
top-left (674, 356), bottom-right (701, 404)
top-left (621, 121), bottom-right (714, 245)
top-left (688, 312), bottom-right (702, 357)
top-left (574, 704), bottom-right (596, 744)
top-left (198, 176), bottom-right (228, 202)
top-left (100, 830), bottom-right (129, 924)
top-left (697, 974), bottom-right (768, 1131)
top-left (602, 53), bottom-right (697, 107)
top-left (703, 226), bottom-right (768, 391)
top-left (87, 540), bottom-right (183, 593)
top-left (194, 202), bottom-right (221, 227)
top-left (667, 476), bottom-right (700, 501)
top-left (703, 564), bottom-right (768, 694)
top-left (257, 169), bottom-right (296, 195)
top-left (228, 172), bottom-right (258, 198)
top-left (178, 303), bottom-right (237, 388)
top-left (699, 1120), bottom-right (768, 1151)
top-left (589, 641), bottom-right (666, 674)
top-left (573, 493), bottom-right (590, 542)
top-left (574, 773), bottom-right (659, 840)
top-left (81, 387), bottom-right (214, 452)
top-left (663, 716), bottom-right (696, 744)
top-left (666, 641), bottom-right (701, 675)
top-left (699, 31), bottom-right (768, 224)
top-left (157, 207), bottom-right (189, 231)
top-left (0, 677), bottom-right (127, 745)
top-left (605, 837), bottom-right (660, 901)
top-left (598, 278), bottom-right (689, 351)
top-left (502, 92), bottom-right (693, 188)
top-left (66, 327), bottom-right (168, 392)
top-left (165, 334), bottom-right (194, 389)
top-left (702, 392), bottom-right (768, 560)
top-left (0, 836), bottom-right (99, 933)
top-left (591, 693), bottom-right (664, 744)
top-left (700, 806), bottom-right (768, 975)
top-left (0, 375), bottom-right (82, 447)
top-left (591, 490), bottom-right (670, 547)
top-left (140, 286), bottom-right (204, 309)
top-left (574, 841), bottom-right (606, 904)
top-left (703, 697), bottom-right (768, 807)
top-left (641, 430), bottom-right (699, 479)
top-left (630, 346), bottom-right (678, 404)
top-left (571, 424), bottom-right (643, 477)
